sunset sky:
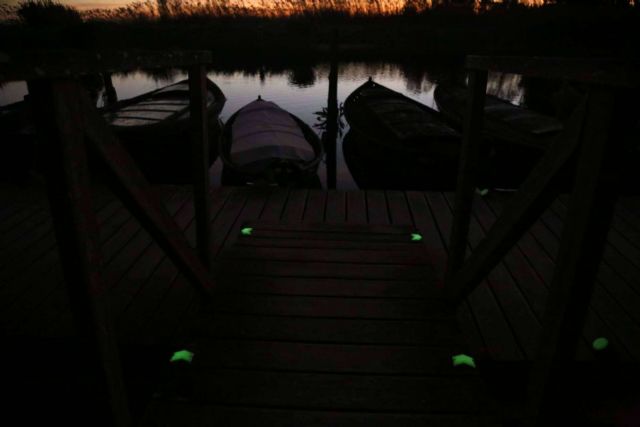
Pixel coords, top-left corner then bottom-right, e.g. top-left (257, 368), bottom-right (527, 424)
top-left (1, 0), bottom-right (548, 11)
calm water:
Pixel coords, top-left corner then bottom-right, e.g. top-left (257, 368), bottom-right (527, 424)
top-left (0, 62), bottom-right (524, 189)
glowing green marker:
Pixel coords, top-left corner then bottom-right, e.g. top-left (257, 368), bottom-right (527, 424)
top-left (476, 188), bottom-right (489, 197)
top-left (592, 337), bottom-right (609, 351)
top-left (411, 233), bottom-right (422, 242)
top-left (452, 354), bottom-right (476, 368)
top-left (241, 227), bottom-right (253, 236)
top-left (170, 350), bottom-right (194, 364)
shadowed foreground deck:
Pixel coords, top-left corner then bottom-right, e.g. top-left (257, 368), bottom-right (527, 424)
top-left (1, 182), bottom-right (640, 425)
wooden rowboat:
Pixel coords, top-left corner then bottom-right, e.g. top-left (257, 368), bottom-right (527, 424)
top-left (344, 78), bottom-right (461, 159)
top-left (219, 97), bottom-right (323, 187)
top-left (102, 78), bottom-right (226, 183)
top-left (434, 83), bottom-right (563, 150)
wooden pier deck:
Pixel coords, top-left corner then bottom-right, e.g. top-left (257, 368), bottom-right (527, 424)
top-left (2, 182), bottom-right (640, 424)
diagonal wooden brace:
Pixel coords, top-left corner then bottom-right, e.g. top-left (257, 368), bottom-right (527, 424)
top-left (76, 82), bottom-right (217, 301)
top-left (444, 96), bottom-right (588, 306)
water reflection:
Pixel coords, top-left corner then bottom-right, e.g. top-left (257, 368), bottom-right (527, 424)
top-left (0, 61), bottom-right (528, 190)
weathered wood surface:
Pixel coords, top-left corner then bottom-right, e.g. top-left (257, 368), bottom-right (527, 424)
top-left (0, 50), bottom-right (212, 81)
top-left (142, 221), bottom-right (501, 426)
top-left (1, 186), bottom-right (639, 363)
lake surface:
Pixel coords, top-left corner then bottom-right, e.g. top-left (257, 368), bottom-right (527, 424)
top-left (0, 61), bottom-right (525, 189)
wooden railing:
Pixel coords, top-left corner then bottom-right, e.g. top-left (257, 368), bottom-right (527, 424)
top-left (0, 50), bottom-right (218, 427)
top-left (445, 55), bottom-right (639, 426)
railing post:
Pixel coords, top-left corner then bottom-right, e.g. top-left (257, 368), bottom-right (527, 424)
top-left (188, 64), bottom-right (211, 270)
top-left (524, 87), bottom-right (620, 426)
top-left (445, 69), bottom-right (487, 288)
top-left (27, 79), bottom-right (131, 427)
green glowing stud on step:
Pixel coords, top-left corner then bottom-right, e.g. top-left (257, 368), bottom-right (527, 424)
top-left (476, 188), bottom-right (489, 197)
top-left (410, 233), bottom-right (422, 242)
top-left (170, 350), bottom-right (194, 364)
top-left (241, 227), bottom-right (253, 236)
top-left (452, 354), bottom-right (476, 368)
top-left (592, 337), bottom-right (609, 351)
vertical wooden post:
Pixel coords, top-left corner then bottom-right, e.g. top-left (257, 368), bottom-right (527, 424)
top-left (325, 28), bottom-right (339, 190)
top-left (524, 88), bottom-right (619, 426)
top-left (445, 69), bottom-right (487, 285)
top-left (27, 79), bottom-right (131, 427)
top-left (189, 64), bottom-right (211, 270)
top-left (102, 73), bottom-right (118, 107)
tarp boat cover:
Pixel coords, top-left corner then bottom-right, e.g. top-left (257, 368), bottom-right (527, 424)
top-left (230, 100), bottom-right (316, 168)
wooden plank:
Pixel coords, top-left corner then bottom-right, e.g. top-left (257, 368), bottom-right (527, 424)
top-left (0, 196), bottom-right (116, 308)
top-left (0, 196), bottom-right (113, 285)
top-left (445, 193), bottom-right (539, 359)
top-left (191, 340), bottom-right (474, 375)
top-left (325, 190), bottom-right (346, 223)
top-left (535, 200), bottom-right (640, 361)
top-left (3, 195), bottom-right (132, 333)
top-left (240, 221), bottom-right (414, 234)
top-left (237, 230), bottom-right (418, 243)
top-left (199, 314), bottom-right (464, 346)
top-left (404, 191), bottom-right (488, 358)
top-left (235, 238), bottom-right (429, 251)
top-left (122, 187), bottom-right (234, 345)
top-left (222, 246), bottom-right (429, 265)
top-left (302, 189), bottom-right (326, 223)
top-left (281, 189), bottom-right (307, 223)
top-left (214, 276), bottom-right (444, 299)
top-left (0, 49), bottom-right (212, 81)
top-left (188, 65), bottom-right (211, 270)
top-left (0, 209), bottom-right (49, 257)
top-left (206, 294), bottom-right (451, 320)
top-left (426, 192), bottom-right (523, 361)
top-left (346, 190), bottom-right (367, 224)
top-left (365, 190), bottom-right (389, 224)
top-left (142, 403), bottom-right (502, 427)
top-left (217, 259), bottom-right (433, 281)
top-left (549, 199), bottom-right (640, 324)
top-left (106, 190), bottom-right (191, 320)
top-left (445, 97), bottom-right (588, 306)
top-left (185, 370), bottom-right (496, 413)
top-left (385, 191), bottom-right (413, 226)
top-left (15, 189), bottom-right (183, 337)
top-left (478, 194), bottom-right (598, 361)
top-left (446, 69), bottom-right (487, 285)
top-left (466, 56), bottom-right (640, 88)
top-left (260, 188), bottom-right (288, 221)
top-left (80, 88), bottom-right (216, 300)
top-left (498, 199), bottom-right (632, 362)
top-left (27, 78), bottom-right (130, 426)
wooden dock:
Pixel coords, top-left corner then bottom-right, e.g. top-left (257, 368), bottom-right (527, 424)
top-left (2, 182), bottom-right (639, 425)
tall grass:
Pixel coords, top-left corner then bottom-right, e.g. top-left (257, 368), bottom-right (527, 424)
top-left (0, 0), bottom-right (567, 23)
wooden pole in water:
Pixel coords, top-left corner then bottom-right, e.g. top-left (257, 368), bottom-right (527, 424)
top-left (27, 79), bottom-right (131, 427)
top-left (445, 69), bottom-right (487, 285)
top-left (188, 64), bottom-right (212, 270)
top-left (325, 28), bottom-right (339, 189)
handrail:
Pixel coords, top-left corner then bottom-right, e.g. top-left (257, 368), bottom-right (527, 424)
top-left (446, 54), bottom-right (636, 426)
top-left (466, 55), bottom-right (640, 88)
top-left (19, 49), bottom-right (217, 427)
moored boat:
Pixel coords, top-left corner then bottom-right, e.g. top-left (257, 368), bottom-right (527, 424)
top-left (102, 78), bottom-right (226, 183)
top-left (434, 83), bottom-right (564, 151)
top-left (219, 97), bottom-right (323, 187)
top-left (344, 78), bottom-right (461, 159)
